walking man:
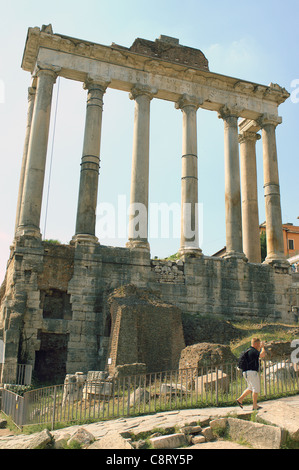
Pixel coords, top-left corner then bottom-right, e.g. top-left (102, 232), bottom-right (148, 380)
top-left (236, 337), bottom-right (266, 410)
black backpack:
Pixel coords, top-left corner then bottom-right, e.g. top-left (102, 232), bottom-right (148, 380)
top-left (237, 348), bottom-right (250, 371)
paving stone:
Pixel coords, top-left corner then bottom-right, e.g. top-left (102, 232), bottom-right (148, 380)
top-left (88, 431), bottom-right (134, 449)
top-left (226, 417), bottom-right (284, 449)
top-left (67, 428), bottom-right (95, 448)
top-left (149, 433), bottom-right (187, 449)
top-left (24, 429), bottom-right (53, 449)
top-left (191, 435), bottom-right (206, 444)
top-left (256, 400), bottom-right (299, 441)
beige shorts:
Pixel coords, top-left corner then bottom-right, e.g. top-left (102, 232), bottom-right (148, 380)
top-left (243, 370), bottom-right (261, 394)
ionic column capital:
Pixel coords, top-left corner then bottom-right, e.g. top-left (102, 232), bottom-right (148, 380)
top-left (257, 113), bottom-right (282, 129)
top-left (238, 131), bottom-right (261, 144)
top-left (34, 61), bottom-right (61, 82)
top-left (175, 94), bottom-right (203, 111)
top-left (83, 75), bottom-right (111, 93)
top-left (218, 104), bottom-right (243, 121)
top-left (129, 84), bottom-right (158, 101)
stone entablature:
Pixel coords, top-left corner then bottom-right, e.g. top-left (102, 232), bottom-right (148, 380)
top-left (22, 25), bottom-right (288, 120)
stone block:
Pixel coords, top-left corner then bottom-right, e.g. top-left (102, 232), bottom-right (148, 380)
top-left (256, 401), bottom-right (299, 442)
top-left (112, 363), bottom-right (147, 379)
top-left (191, 435), bottom-right (206, 444)
top-left (210, 418), bottom-right (228, 435)
top-left (88, 432), bottom-right (134, 449)
top-left (149, 433), bottom-right (187, 449)
top-left (129, 387), bottom-right (150, 406)
top-left (195, 371), bottom-right (229, 394)
top-left (201, 426), bottom-right (215, 442)
top-left (67, 428), bottom-right (95, 448)
top-left (53, 432), bottom-right (71, 449)
top-left (24, 429), bottom-right (53, 449)
top-left (160, 383), bottom-right (187, 394)
top-left (83, 381), bottom-right (113, 398)
top-left (181, 425), bottom-right (202, 435)
top-left (226, 418), bottom-right (285, 449)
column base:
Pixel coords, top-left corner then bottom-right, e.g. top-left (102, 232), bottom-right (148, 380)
top-left (15, 226), bottom-right (42, 240)
top-left (126, 239), bottom-right (150, 252)
top-left (263, 254), bottom-right (289, 269)
top-left (178, 246), bottom-right (203, 258)
top-left (223, 250), bottom-right (248, 261)
top-left (71, 234), bottom-right (99, 247)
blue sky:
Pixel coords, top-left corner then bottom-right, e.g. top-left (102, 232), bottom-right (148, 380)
top-left (0, 0), bottom-right (299, 282)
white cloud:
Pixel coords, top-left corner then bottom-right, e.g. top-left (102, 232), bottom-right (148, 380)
top-left (206, 37), bottom-right (267, 81)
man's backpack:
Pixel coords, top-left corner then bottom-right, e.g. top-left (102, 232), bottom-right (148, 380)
top-left (237, 348), bottom-right (250, 371)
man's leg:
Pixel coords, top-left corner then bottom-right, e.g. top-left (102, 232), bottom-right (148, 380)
top-left (237, 388), bottom-right (252, 404)
top-left (252, 392), bottom-right (258, 409)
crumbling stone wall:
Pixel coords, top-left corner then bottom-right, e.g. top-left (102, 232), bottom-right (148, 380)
top-left (0, 238), bottom-right (297, 384)
top-left (129, 36), bottom-right (209, 71)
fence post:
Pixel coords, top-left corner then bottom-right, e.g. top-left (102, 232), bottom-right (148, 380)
top-left (262, 359), bottom-right (267, 398)
top-left (127, 377), bottom-right (130, 416)
top-left (215, 366), bottom-right (218, 406)
top-left (51, 386), bottom-right (57, 431)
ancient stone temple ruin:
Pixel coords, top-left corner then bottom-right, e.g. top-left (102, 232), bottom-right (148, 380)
top-left (0, 25), bottom-right (298, 383)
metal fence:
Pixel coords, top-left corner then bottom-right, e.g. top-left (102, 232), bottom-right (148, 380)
top-left (1, 389), bottom-right (25, 428)
top-left (0, 363), bottom-right (32, 386)
top-left (1, 358), bottom-right (298, 429)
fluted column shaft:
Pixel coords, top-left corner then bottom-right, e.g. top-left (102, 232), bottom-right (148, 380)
top-left (219, 106), bottom-right (245, 259)
top-left (127, 85), bottom-right (156, 251)
top-left (176, 95), bottom-right (202, 257)
top-left (239, 131), bottom-right (261, 263)
top-left (259, 114), bottom-right (285, 264)
top-left (74, 79), bottom-right (108, 244)
top-left (17, 65), bottom-right (59, 238)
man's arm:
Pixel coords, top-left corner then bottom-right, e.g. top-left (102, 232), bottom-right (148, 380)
top-left (259, 341), bottom-right (266, 359)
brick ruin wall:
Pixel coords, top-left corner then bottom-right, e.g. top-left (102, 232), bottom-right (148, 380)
top-left (106, 285), bottom-right (186, 375)
top-left (0, 239), bottom-right (297, 382)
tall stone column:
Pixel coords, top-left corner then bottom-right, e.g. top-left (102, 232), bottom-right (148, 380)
top-left (14, 83), bottom-right (36, 234)
top-left (17, 63), bottom-right (60, 238)
top-left (126, 85), bottom-right (156, 252)
top-left (175, 94), bottom-right (202, 257)
top-left (239, 131), bottom-right (261, 263)
top-left (218, 106), bottom-right (245, 259)
top-left (258, 113), bottom-right (286, 265)
top-left (73, 78), bottom-right (109, 245)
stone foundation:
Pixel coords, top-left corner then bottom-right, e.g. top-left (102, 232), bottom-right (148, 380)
top-left (0, 237), bottom-right (297, 383)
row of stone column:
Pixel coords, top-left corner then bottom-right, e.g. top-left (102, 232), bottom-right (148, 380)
top-left (15, 64), bottom-right (286, 266)
top-left (218, 105), bottom-right (285, 265)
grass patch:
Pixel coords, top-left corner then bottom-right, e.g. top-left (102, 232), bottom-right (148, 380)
top-left (0, 412), bottom-right (22, 434)
top-left (230, 320), bottom-right (299, 357)
top-left (129, 426), bottom-right (179, 442)
top-left (281, 432), bottom-right (299, 449)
